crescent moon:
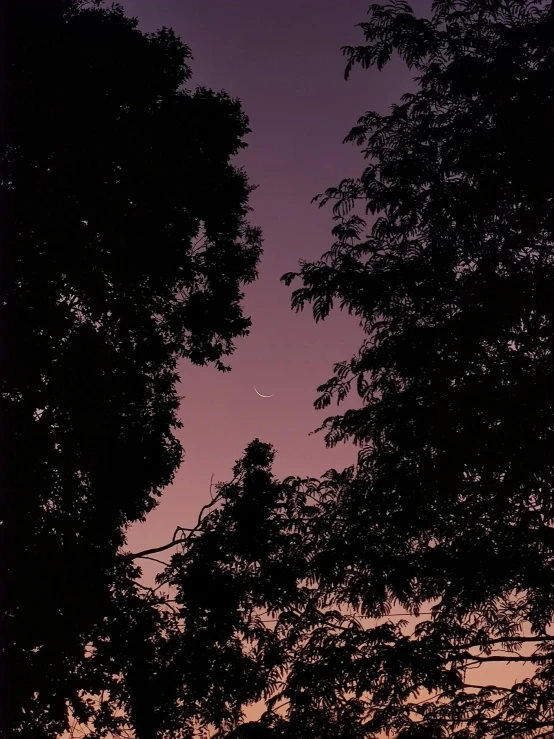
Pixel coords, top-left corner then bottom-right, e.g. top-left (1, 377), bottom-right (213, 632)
top-left (254, 386), bottom-right (275, 398)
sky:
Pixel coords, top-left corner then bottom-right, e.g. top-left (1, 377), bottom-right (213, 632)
top-left (115, 0), bottom-right (534, 706)
top-left (122, 0), bottom-right (422, 565)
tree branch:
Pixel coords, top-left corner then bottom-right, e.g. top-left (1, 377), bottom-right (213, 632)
top-left (122, 473), bottom-right (233, 561)
top-left (122, 536), bottom-right (191, 560)
top-left (136, 555), bottom-right (170, 566)
top-left (461, 634), bottom-right (554, 650)
top-left (461, 651), bottom-right (554, 663)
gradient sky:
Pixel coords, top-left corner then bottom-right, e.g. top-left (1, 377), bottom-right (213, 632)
top-left (122, 0), bottom-right (421, 565)
top-left (49, 7), bottom-right (431, 737)
top-left (116, 0), bottom-right (534, 700)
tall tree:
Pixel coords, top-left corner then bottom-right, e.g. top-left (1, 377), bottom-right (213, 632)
top-left (280, 0), bottom-right (554, 735)
top-left (1, 1), bottom-right (261, 736)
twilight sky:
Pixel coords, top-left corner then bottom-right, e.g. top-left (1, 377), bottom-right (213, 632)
top-left (118, 0), bottom-right (532, 696)
top-left (122, 0), bottom-right (423, 565)
top-left (122, 0), bottom-right (418, 574)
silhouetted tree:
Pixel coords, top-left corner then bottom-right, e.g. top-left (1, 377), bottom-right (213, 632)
top-left (2, 0), bottom-right (261, 736)
top-left (7, 0), bottom-right (554, 738)
top-left (280, 0), bottom-right (554, 735)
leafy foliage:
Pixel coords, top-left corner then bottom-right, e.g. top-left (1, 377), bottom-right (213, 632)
top-left (6, 1), bottom-right (554, 738)
top-left (118, 434), bottom-right (554, 739)
top-left (275, 0), bottom-right (554, 735)
top-left (2, 1), bottom-right (261, 736)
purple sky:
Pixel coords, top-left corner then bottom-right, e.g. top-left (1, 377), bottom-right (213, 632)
top-left (120, 0), bottom-right (418, 562)
top-left (116, 0), bottom-right (534, 697)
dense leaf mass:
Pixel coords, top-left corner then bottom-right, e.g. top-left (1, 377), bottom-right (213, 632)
top-left (2, 0), bottom-right (261, 735)
top-left (155, 423), bottom-right (554, 739)
top-left (281, 0), bottom-right (554, 609)
top-left (5, 1), bottom-right (554, 738)
top-left (279, 0), bottom-right (554, 735)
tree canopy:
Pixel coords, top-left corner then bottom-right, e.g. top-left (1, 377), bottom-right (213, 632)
top-left (279, 0), bottom-right (554, 735)
top-left (4, 0), bottom-right (554, 738)
top-left (81, 0), bottom-right (554, 736)
top-left (2, 1), bottom-right (261, 736)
